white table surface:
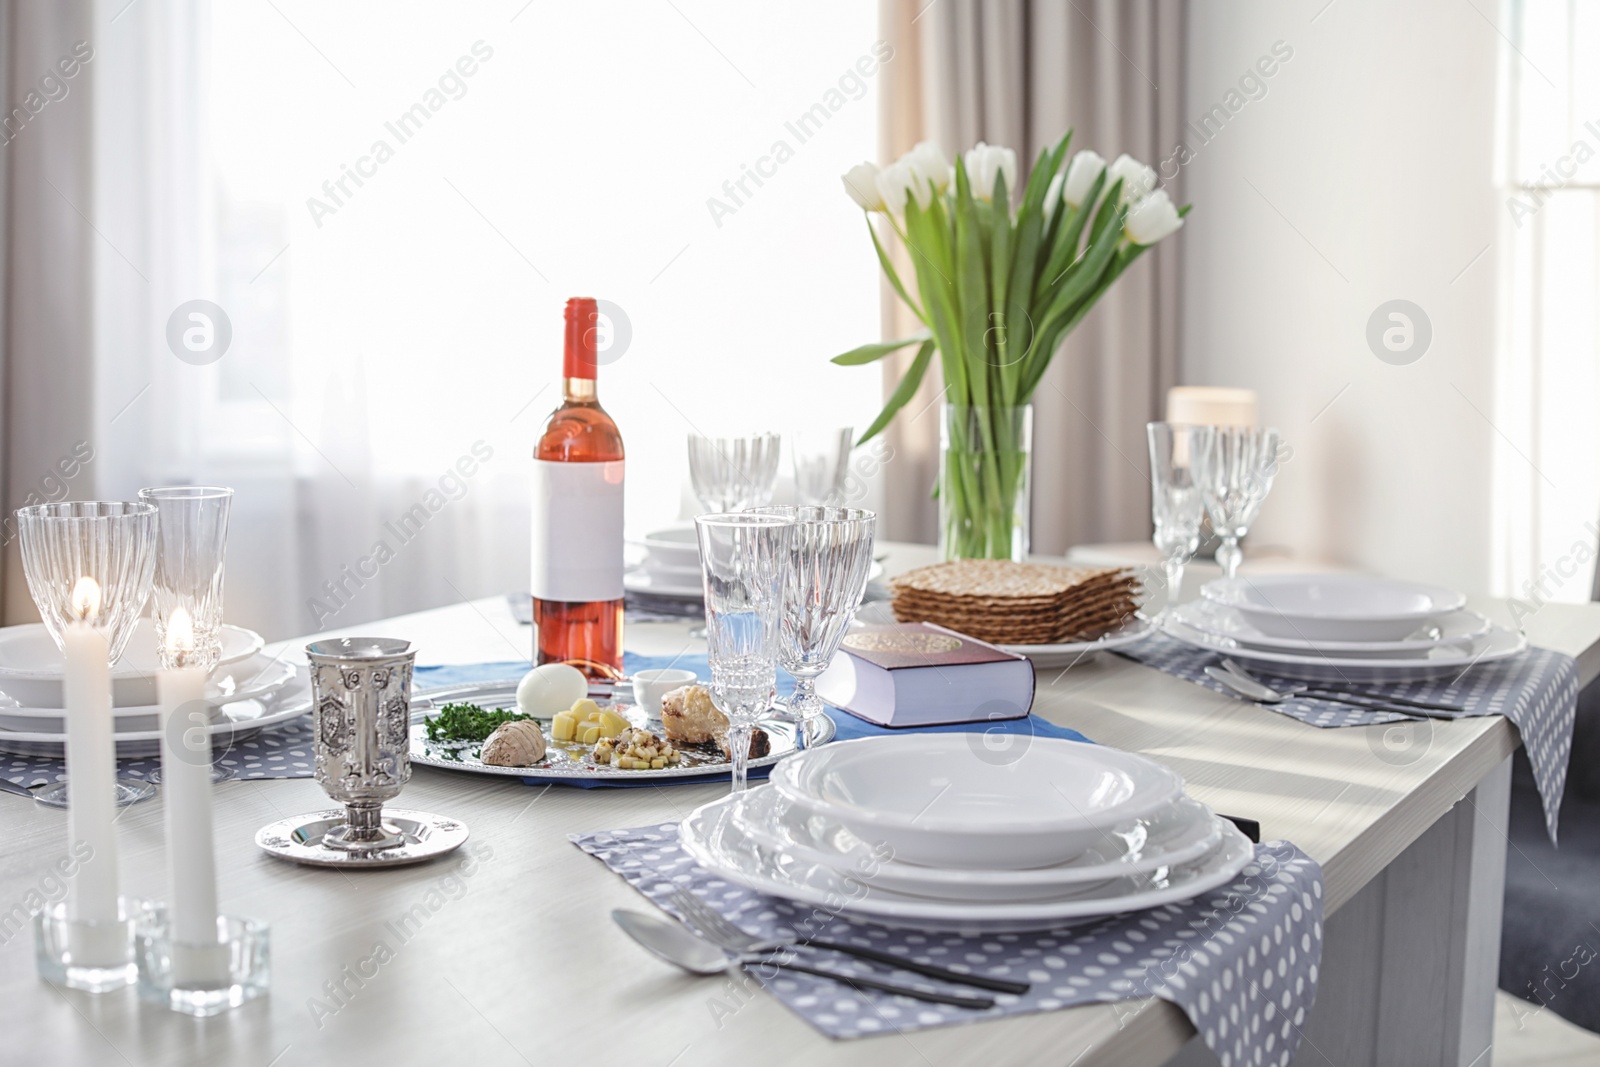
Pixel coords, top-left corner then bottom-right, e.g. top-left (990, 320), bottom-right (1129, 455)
top-left (2, 543), bottom-right (1596, 1067)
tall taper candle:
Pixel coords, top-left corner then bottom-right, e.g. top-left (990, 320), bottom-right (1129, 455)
top-left (62, 577), bottom-right (120, 959)
top-left (157, 607), bottom-right (223, 980)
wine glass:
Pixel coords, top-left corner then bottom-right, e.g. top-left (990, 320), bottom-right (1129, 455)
top-left (694, 512), bottom-right (793, 793)
top-left (16, 502), bottom-right (159, 806)
top-left (1146, 423), bottom-right (1213, 615)
top-left (687, 433), bottom-right (781, 513)
top-left (140, 486), bottom-right (233, 784)
top-left (1194, 427), bottom-right (1282, 580)
top-left (790, 427), bottom-right (854, 505)
top-left (747, 506), bottom-right (876, 749)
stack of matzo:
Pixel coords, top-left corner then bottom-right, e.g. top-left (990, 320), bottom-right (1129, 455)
top-left (889, 560), bottom-right (1140, 645)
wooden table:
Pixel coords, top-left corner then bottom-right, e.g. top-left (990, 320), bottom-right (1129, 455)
top-left (3, 544), bottom-right (1596, 1067)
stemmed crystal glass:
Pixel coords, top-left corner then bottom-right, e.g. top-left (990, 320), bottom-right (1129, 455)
top-left (1146, 423), bottom-right (1213, 616)
top-left (1194, 426), bottom-right (1282, 580)
top-left (747, 506), bottom-right (876, 749)
top-left (16, 502), bottom-right (159, 806)
top-left (790, 427), bottom-right (854, 505)
top-left (140, 486), bottom-right (233, 784)
top-left (694, 512), bottom-right (793, 793)
top-left (687, 433), bottom-right (781, 513)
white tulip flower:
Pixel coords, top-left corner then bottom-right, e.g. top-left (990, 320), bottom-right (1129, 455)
top-left (1043, 172), bottom-right (1065, 223)
top-left (1124, 188), bottom-right (1184, 244)
top-left (842, 162), bottom-right (886, 211)
top-left (875, 159), bottom-right (928, 213)
top-left (1062, 150), bottom-right (1106, 207)
top-left (1106, 153), bottom-right (1157, 203)
top-left (905, 141), bottom-right (951, 196)
top-left (962, 142), bottom-right (1018, 202)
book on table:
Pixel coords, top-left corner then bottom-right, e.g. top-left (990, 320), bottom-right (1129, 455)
top-left (815, 622), bottom-right (1036, 728)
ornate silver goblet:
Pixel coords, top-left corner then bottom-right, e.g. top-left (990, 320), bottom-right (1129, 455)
top-left (254, 638), bottom-right (468, 868)
top-left (309, 638), bottom-right (414, 850)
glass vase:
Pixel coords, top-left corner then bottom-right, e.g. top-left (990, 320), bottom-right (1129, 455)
top-left (938, 405), bottom-right (1032, 562)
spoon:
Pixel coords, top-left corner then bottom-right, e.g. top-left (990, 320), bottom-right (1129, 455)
top-left (1218, 658), bottom-right (1465, 713)
top-left (1204, 666), bottom-right (1457, 720)
top-left (610, 909), bottom-right (996, 1010)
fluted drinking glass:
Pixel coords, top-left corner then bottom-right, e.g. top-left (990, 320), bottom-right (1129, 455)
top-left (1146, 423), bottom-right (1213, 615)
top-left (790, 427), bottom-right (854, 506)
top-left (687, 433), bottom-right (781, 514)
top-left (17, 501), bottom-right (159, 805)
top-left (139, 487), bottom-right (233, 673)
top-left (747, 506), bottom-right (875, 749)
top-left (695, 512), bottom-right (793, 793)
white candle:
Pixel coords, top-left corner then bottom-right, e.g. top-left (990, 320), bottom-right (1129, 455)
top-left (62, 576), bottom-right (122, 964)
top-left (1166, 386), bottom-right (1258, 428)
top-left (157, 607), bottom-right (226, 983)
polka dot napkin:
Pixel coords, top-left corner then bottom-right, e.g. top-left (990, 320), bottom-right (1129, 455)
top-left (1119, 634), bottom-right (1577, 843)
top-left (574, 822), bottom-right (1324, 1066)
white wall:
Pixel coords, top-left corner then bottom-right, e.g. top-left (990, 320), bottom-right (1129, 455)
top-left (1180, 0), bottom-right (1502, 593)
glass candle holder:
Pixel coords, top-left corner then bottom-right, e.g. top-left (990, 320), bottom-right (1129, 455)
top-left (134, 902), bottom-right (270, 1016)
top-left (33, 896), bottom-right (141, 992)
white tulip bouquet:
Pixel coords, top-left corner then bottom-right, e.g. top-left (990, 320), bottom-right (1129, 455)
top-left (835, 131), bottom-right (1188, 559)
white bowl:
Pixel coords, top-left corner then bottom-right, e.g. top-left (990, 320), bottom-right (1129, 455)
top-left (631, 668), bottom-right (699, 715)
top-left (631, 527), bottom-right (701, 569)
top-left (0, 621), bottom-right (265, 707)
top-left (770, 735), bottom-right (1184, 870)
top-left (1201, 574), bottom-right (1466, 642)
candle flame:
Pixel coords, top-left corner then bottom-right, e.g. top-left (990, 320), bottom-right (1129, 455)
top-left (70, 576), bottom-right (101, 622)
top-left (165, 607), bottom-right (196, 653)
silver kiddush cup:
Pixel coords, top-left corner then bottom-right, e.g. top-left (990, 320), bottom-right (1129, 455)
top-left (307, 638), bottom-right (415, 850)
top-left (254, 637), bottom-right (468, 869)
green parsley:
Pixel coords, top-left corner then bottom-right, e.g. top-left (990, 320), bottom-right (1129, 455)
top-left (424, 702), bottom-right (532, 743)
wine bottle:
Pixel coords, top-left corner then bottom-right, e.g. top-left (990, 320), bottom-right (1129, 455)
top-left (530, 298), bottom-right (624, 678)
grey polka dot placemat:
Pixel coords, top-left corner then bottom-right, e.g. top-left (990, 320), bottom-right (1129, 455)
top-left (574, 822), bottom-right (1323, 1066)
top-left (0, 714), bottom-right (316, 789)
top-left (1119, 634), bottom-right (1577, 841)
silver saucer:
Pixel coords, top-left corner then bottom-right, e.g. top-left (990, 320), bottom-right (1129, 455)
top-left (254, 808), bottom-right (469, 868)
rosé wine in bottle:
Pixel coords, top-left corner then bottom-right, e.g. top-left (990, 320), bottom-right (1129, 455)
top-left (530, 298), bottom-right (624, 678)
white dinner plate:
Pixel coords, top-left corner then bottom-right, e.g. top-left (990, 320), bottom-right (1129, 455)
top-left (0, 621), bottom-right (266, 707)
top-left (1000, 616), bottom-right (1156, 666)
top-left (732, 785), bottom-right (1223, 903)
top-left (679, 791), bottom-right (1255, 932)
top-left (0, 667), bottom-right (311, 758)
top-left (1162, 614), bottom-right (1528, 682)
top-left (1173, 601), bottom-right (1491, 657)
top-left (623, 568), bottom-right (704, 599)
top-left (1201, 575), bottom-right (1467, 641)
top-left (770, 735), bottom-right (1185, 870)
top-left (0, 654), bottom-right (298, 731)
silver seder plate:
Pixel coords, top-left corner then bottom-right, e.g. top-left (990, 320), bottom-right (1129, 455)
top-left (409, 679), bottom-right (833, 782)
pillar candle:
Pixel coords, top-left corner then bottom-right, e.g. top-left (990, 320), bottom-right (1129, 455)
top-left (62, 577), bottom-right (121, 964)
top-left (157, 608), bottom-right (225, 983)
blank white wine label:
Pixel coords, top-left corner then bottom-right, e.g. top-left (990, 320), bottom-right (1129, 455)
top-left (530, 459), bottom-right (624, 601)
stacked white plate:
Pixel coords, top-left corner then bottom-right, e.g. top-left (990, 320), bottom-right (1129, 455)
top-left (0, 619), bottom-right (311, 758)
top-left (626, 526), bottom-right (884, 601)
top-left (679, 734), bottom-right (1252, 932)
top-left (624, 527), bottom-right (704, 600)
top-left (1164, 574), bottom-right (1526, 681)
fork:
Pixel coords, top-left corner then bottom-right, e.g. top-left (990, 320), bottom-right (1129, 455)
top-left (669, 888), bottom-right (1030, 995)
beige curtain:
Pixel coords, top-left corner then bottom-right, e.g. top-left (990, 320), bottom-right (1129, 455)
top-left (1, 0), bottom-right (99, 623)
top-left (877, 0), bottom-right (1186, 554)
